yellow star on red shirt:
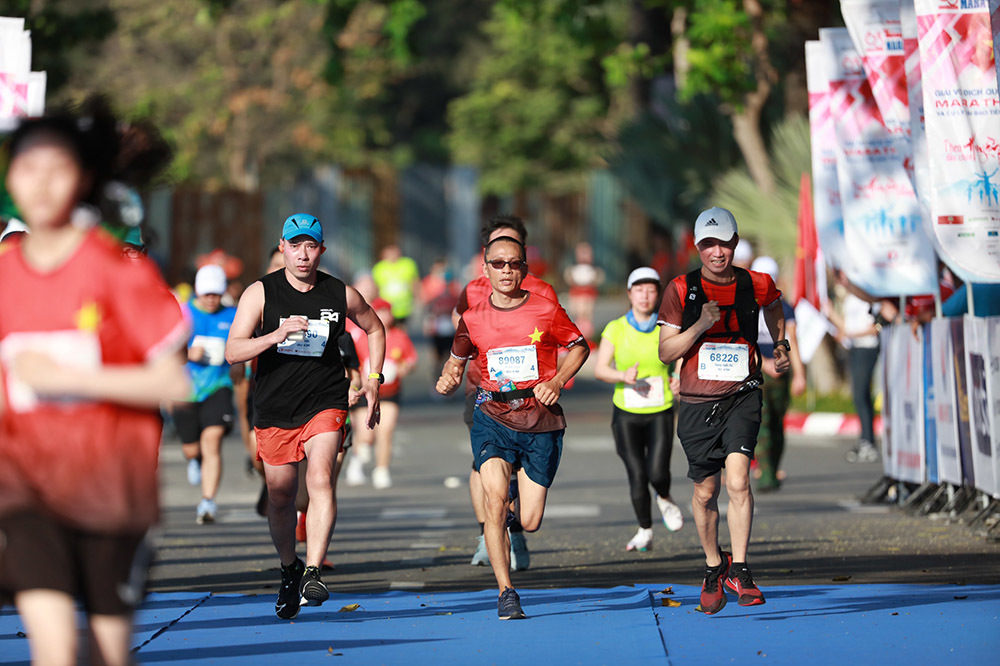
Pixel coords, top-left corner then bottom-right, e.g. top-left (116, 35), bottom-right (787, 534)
top-left (528, 326), bottom-right (544, 344)
top-left (75, 301), bottom-right (102, 332)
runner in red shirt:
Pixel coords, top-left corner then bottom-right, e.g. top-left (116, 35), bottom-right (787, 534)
top-left (437, 235), bottom-right (589, 619)
top-left (657, 207), bottom-right (788, 615)
top-left (0, 106), bottom-right (189, 665)
top-left (346, 297), bottom-right (418, 489)
top-left (452, 215), bottom-right (558, 571)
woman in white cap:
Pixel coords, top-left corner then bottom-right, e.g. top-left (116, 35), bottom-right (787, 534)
top-left (594, 267), bottom-right (684, 552)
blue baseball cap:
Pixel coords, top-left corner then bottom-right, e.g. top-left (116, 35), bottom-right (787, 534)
top-left (281, 214), bottom-right (323, 243)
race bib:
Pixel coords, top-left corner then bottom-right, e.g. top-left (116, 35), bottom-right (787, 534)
top-left (486, 345), bottom-right (539, 382)
top-left (277, 318), bottom-right (329, 357)
top-left (0, 330), bottom-right (102, 412)
top-left (698, 342), bottom-right (749, 382)
top-left (623, 375), bottom-right (666, 409)
top-left (192, 335), bottom-right (226, 366)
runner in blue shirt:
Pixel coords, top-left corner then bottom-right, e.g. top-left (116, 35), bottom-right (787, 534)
top-left (174, 264), bottom-right (241, 523)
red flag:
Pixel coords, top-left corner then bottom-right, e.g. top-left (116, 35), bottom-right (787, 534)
top-left (793, 172), bottom-right (821, 308)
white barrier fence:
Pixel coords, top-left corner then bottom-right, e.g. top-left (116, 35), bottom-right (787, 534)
top-left (881, 316), bottom-right (1000, 499)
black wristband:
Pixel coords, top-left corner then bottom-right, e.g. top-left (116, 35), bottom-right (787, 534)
top-left (774, 339), bottom-right (790, 352)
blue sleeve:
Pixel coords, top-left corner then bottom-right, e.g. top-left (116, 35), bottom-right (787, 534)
top-left (942, 284), bottom-right (967, 317)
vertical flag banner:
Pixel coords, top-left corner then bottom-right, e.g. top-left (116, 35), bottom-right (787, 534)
top-left (964, 316), bottom-right (997, 496)
top-left (922, 325), bottom-right (938, 484)
top-left (950, 317), bottom-right (976, 486)
top-left (885, 324), bottom-right (925, 484)
top-left (931, 319), bottom-right (962, 485)
top-left (916, 0), bottom-right (1000, 283)
top-left (0, 16), bottom-right (45, 131)
top-left (989, 317), bottom-right (1000, 497)
top-left (902, 0), bottom-right (935, 224)
top-left (992, 0), bottom-right (1000, 89)
top-left (806, 39), bottom-right (848, 270)
top-left (822, 28), bottom-right (938, 296)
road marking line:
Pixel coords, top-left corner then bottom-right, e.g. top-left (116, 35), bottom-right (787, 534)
top-left (543, 504), bottom-right (601, 518)
top-left (380, 508), bottom-right (447, 520)
top-left (390, 581), bottom-right (425, 590)
top-left (409, 542), bottom-right (444, 550)
top-left (837, 499), bottom-right (891, 514)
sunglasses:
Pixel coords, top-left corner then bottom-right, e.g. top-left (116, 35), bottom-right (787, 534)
top-left (486, 258), bottom-right (526, 270)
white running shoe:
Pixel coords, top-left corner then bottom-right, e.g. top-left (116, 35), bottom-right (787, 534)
top-left (626, 526), bottom-right (653, 552)
top-left (356, 443), bottom-right (373, 465)
top-left (372, 466), bottom-right (392, 490)
top-left (345, 456), bottom-right (366, 486)
top-left (471, 535), bottom-right (490, 566)
top-left (187, 458), bottom-right (201, 486)
top-left (656, 496), bottom-right (684, 532)
top-left (196, 498), bottom-right (216, 524)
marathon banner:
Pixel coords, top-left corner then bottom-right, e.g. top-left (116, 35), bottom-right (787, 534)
top-left (964, 316), bottom-right (999, 497)
top-left (822, 28), bottom-right (938, 296)
top-left (882, 325), bottom-right (925, 484)
top-left (901, 0), bottom-right (934, 225)
top-left (0, 17), bottom-right (45, 131)
top-left (806, 39), bottom-right (848, 271)
top-left (915, 0), bottom-right (1000, 283)
top-left (930, 319), bottom-right (962, 486)
top-left (992, 0), bottom-right (1000, 87)
top-left (841, 0), bottom-right (911, 136)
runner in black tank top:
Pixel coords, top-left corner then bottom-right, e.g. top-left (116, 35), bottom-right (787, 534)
top-left (226, 214), bottom-right (385, 621)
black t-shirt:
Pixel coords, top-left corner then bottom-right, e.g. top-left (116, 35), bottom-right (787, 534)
top-left (253, 270), bottom-right (349, 428)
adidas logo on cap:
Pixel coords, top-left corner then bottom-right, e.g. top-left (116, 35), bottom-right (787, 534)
top-left (705, 218), bottom-right (719, 226)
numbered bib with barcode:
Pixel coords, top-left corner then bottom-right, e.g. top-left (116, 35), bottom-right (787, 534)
top-left (486, 345), bottom-right (539, 382)
top-left (623, 375), bottom-right (666, 409)
top-left (0, 330), bottom-right (102, 412)
top-left (698, 342), bottom-right (749, 381)
top-left (277, 318), bottom-right (329, 357)
top-left (192, 335), bottom-right (227, 366)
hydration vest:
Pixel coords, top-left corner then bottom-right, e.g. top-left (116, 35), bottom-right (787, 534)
top-left (681, 267), bottom-right (762, 381)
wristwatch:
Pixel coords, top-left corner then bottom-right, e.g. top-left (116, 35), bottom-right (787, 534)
top-left (774, 339), bottom-right (791, 352)
top-left (368, 372), bottom-right (385, 385)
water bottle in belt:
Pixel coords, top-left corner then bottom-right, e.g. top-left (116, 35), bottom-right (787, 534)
top-left (495, 371), bottom-right (524, 410)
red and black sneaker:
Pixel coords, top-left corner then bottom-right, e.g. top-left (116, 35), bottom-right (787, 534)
top-left (724, 562), bottom-right (766, 606)
top-left (697, 554), bottom-right (731, 615)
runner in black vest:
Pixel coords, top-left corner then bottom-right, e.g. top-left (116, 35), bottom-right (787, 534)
top-left (657, 207), bottom-right (789, 615)
top-left (226, 214), bottom-right (385, 620)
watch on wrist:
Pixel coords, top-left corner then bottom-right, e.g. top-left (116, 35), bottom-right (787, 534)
top-left (369, 372), bottom-right (385, 385)
top-left (775, 339), bottom-right (791, 352)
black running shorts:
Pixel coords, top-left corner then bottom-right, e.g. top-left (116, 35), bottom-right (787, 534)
top-left (0, 510), bottom-right (151, 615)
top-left (676, 389), bottom-right (763, 481)
top-left (174, 386), bottom-right (235, 443)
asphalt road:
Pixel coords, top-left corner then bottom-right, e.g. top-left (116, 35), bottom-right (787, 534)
top-left (149, 365), bottom-right (1000, 601)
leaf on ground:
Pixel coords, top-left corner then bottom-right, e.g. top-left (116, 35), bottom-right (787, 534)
top-left (660, 587), bottom-right (674, 595)
top-left (953, 596), bottom-right (968, 600)
top-left (891, 612), bottom-right (898, 616)
top-left (338, 604), bottom-right (361, 612)
top-left (661, 598), bottom-right (681, 608)
top-left (435, 611), bottom-right (453, 615)
top-left (779, 569), bottom-right (793, 574)
top-left (832, 576), bottom-right (851, 582)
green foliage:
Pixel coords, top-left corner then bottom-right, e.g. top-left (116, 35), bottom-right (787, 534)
top-left (710, 113), bottom-right (810, 262)
top-left (607, 94), bottom-right (740, 228)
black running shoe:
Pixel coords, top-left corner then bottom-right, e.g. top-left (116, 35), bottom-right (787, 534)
top-left (300, 565), bottom-right (330, 607)
top-left (275, 558), bottom-right (305, 620)
top-left (498, 586), bottom-right (526, 620)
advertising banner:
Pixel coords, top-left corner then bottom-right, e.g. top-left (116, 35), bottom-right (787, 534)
top-left (886, 324), bottom-right (925, 484)
top-left (964, 316), bottom-right (998, 496)
top-left (930, 318), bottom-right (962, 485)
top-left (922, 324), bottom-right (938, 484)
top-left (989, 317), bottom-right (1000, 497)
top-left (916, 0), bottom-right (1000, 283)
top-left (0, 16), bottom-right (44, 131)
top-left (822, 27), bottom-right (938, 296)
top-left (950, 317), bottom-right (976, 486)
top-left (806, 39), bottom-right (848, 270)
top-left (992, 0), bottom-right (1000, 92)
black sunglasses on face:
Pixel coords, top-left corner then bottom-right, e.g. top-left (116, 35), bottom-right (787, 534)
top-left (486, 258), bottom-right (526, 270)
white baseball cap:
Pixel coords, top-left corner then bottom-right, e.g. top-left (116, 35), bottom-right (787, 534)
top-left (626, 266), bottom-right (661, 290)
top-left (0, 218), bottom-right (29, 242)
top-left (694, 207), bottom-right (738, 245)
top-left (750, 256), bottom-right (780, 282)
top-left (195, 264), bottom-right (228, 296)
top-left (734, 239), bottom-right (754, 264)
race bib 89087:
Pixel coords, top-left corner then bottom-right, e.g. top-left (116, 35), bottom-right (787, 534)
top-left (486, 345), bottom-right (539, 382)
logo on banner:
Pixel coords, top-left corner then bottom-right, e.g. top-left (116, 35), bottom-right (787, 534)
top-left (937, 0), bottom-right (988, 10)
top-left (853, 175), bottom-right (912, 199)
top-left (940, 168), bottom-right (1000, 206)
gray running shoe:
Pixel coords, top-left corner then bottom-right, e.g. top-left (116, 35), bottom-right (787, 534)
top-left (300, 565), bottom-right (330, 607)
top-left (498, 587), bottom-right (526, 620)
top-left (509, 530), bottom-right (530, 571)
top-left (471, 535), bottom-right (490, 566)
top-left (846, 441), bottom-right (879, 463)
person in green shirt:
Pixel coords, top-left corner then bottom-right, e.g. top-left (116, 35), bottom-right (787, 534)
top-left (594, 267), bottom-right (684, 552)
top-left (371, 244), bottom-right (420, 326)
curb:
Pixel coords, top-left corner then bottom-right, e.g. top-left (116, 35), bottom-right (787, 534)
top-left (784, 412), bottom-right (883, 437)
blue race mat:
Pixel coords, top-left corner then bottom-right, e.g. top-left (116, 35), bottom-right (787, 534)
top-left (0, 592), bottom-right (209, 666)
top-left (132, 587), bottom-right (665, 664)
top-left (645, 583), bottom-right (1000, 664)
